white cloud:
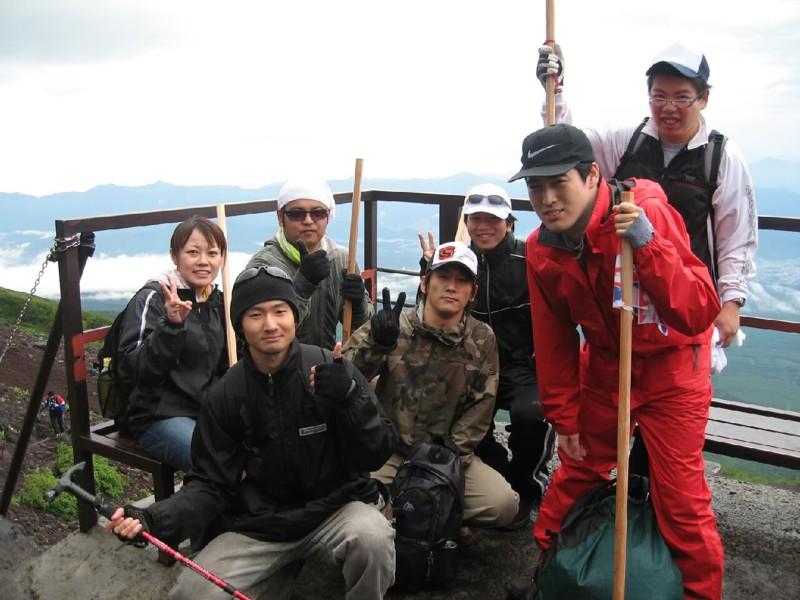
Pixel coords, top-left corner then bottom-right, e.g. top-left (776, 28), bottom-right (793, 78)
top-left (0, 0), bottom-right (798, 196)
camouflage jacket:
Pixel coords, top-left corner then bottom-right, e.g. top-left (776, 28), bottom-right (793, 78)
top-left (344, 302), bottom-right (499, 461)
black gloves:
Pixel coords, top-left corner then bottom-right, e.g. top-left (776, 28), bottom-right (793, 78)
top-left (117, 504), bottom-right (153, 546)
top-left (341, 269), bottom-right (367, 308)
top-left (297, 239), bottom-right (330, 285)
top-left (370, 288), bottom-right (407, 348)
top-left (313, 359), bottom-right (356, 403)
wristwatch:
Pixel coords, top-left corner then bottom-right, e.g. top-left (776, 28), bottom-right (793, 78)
top-left (730, 298), bottom-right (746, 308)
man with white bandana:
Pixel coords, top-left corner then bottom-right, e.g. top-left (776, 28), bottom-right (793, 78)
top-left (247, 178), bottom-right (374, 348)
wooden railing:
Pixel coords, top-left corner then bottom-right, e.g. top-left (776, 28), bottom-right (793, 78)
top-left (52, 191), bottom-right (800, 534)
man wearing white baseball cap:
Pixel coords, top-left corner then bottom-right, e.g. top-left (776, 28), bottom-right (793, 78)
top-left (535, 41), bottom-right (756, 349)
top-left (345, 241), bottom-right (519, 534)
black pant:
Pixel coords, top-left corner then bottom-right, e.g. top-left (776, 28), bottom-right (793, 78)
top-left (49, 410), bottom-right (65, 435)
top-left (474, 380), bottom-right (555, 502)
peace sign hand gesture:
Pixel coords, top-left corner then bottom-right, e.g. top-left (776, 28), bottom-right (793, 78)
top-left (369, 288), bottom-right (406, 348)
top-left (159, 273), bottom-right (193, 324)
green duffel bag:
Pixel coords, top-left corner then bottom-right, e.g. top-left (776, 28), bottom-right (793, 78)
top-left (536, 476), bottom-right (682, 600)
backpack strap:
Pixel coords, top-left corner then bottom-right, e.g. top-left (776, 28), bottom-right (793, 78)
top-left (298, 343), bottom-right (331, 390)
top-left (616, 117), bottom-right (650, 175)
top-left (704, 130), bottom-right (727, 189)
top-left (602, 178), bottom-right (636, 222)
top-left (703, 130), bottom-right (726, 285)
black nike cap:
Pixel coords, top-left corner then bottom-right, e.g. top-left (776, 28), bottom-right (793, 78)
top-left (508, 124), bottom-right (595, 182)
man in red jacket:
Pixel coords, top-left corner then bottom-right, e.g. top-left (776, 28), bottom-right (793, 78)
top-left (509, 124), bottom-right (723, 599)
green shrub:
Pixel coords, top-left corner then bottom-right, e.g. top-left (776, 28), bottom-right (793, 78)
top-left (14, 468), bottom-right (78, 519)
top-left (54, 443), bottom-right (126, 498)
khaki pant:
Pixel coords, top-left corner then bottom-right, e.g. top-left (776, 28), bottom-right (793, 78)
top-left (169, 501), bottom-right (395, 600)
top-left (373, 453), bottom-right (519, 527)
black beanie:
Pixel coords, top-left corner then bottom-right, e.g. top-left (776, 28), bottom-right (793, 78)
top-left (230, 266), bottom-right (299, 330)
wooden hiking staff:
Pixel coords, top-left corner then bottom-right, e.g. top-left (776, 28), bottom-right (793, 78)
top-left (342, 157), bottom-right (364, 343)
top-left (216, 204), bottom-right (238, 367)
top-left (545, 0), bottom-right (556, 125)
top-left (613, 191), bottom-right (635, 600)
top-left (454, 186), bottom-right (473, 245)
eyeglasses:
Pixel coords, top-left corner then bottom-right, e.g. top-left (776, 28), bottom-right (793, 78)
top-left (467, 194), bottom-right (508, 206)
top-left (234, 266), bottom-right (292, 285)
top-left (648, 92), bottom-right (703, 108)
top-left (281, 207), bottom-right (330, 222)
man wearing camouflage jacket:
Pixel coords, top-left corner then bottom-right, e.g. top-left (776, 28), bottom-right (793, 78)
top-left (344, 241), bottom-right (518, 528)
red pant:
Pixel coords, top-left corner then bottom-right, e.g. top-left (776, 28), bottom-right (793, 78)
top-left (535, 344), bottom-right (723, 600)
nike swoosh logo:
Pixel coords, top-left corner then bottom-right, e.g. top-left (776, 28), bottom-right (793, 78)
top-left (528, 144), bottom-right (557, 159)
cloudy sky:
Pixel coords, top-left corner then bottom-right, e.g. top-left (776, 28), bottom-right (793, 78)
top-left (1, 0), bottom-right (798, 197)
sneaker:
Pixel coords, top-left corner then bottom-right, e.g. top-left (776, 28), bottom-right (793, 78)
top-left (497, 497), bottom-right (533, 532)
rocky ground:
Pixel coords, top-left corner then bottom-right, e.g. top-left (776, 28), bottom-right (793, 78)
top-left (0, 323), bottom-right (154, 547)
top-left (1, 323), bottom-right (799, 599)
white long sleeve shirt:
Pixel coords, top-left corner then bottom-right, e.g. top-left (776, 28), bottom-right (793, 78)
top-left (543, 94), bottom-right (757, 304)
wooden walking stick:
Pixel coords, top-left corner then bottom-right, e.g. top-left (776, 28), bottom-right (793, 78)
top-left (613, 191), bottom-right (636, 600)
top-left (454, 186), bottom-right (473, 245)
top-left (342, 157), bottom-right (364, 343)
top-left (216, 204), bottom-right (238, 367)
top-left (545, 0), bottom-right (556, 126)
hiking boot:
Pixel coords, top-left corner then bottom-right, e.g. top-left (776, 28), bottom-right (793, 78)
top-left (497, 497), bottom-right (534, 532)
top-left (507, 573), bottom-right (535, 600)
top-left (458, 526), bottom-right (475, 546)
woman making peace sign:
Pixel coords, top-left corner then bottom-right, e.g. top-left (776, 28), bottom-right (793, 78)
top-left (116, 216), bottom-right (229, 473)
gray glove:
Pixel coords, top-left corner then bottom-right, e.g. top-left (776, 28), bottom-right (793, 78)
top-left (536, 43), bottom-right (564, 93)
top-left (620, 209), bottom-right (654, 249)
top-left (297, 239), bottom-right (330, 285)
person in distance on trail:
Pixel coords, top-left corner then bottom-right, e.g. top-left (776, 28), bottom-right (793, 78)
top-left (536, 41), bottom-right (756, 347)
top-left (418, 183), bottom-right (555, 532)
top-left (116, 216), bottom-right (229, 473)
top-left (246, 178), bottom-right (373, 348)
top-left (42, 390), bottom-right (67, 435)
top-left (508, 124), bottom-right (724, 599)
top-left (345, 241), bottom-right (519, 532)
top-left (108, 265), bottom-right (398, 600)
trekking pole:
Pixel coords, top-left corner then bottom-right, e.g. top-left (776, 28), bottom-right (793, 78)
top-left (45, 462), bottom-right (253, 600)
top-left (216, 203), bottom-right (238, 367)
top-left (613, 191), bottom-right (635, 600)
top-left (545, 0), bottom-right (556, 125)
top-left (342, 157), bottom-right (364, 343)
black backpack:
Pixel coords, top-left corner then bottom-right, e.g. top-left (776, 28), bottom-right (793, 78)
top-left (389, 436), bottom-right (465, 591)
top-left (534, 475), bottom-right (683, 600)
top-left (95, 283), bottom-right (161, 429)
top-left (96, 309), bottom-right (127, 422)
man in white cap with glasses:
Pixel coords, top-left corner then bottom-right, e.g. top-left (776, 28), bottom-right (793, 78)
top-left (247, 178), bottom-right (374, 348)
top-left (108, 265), bottom-right (397, 599)
top-left (535, 41), bottom-right (757, 489)
top-left (536, 42), bottom-right (756, 348)
top-left (419, 184), bottom-right (555, 531)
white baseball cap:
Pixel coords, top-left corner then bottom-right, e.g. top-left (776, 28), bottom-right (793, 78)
top-left (646, 43), bottom-right (710, 83)
top-left (463, 183), bottom-right (513, 220)
top-left (427, 241), bottom-right (478, 279)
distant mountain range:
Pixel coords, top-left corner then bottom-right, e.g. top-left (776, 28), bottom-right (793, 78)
top-left (1, 159), bottom-right (797, 264)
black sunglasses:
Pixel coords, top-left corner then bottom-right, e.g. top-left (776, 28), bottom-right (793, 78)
top-left (234, 266), bottom-right (292, 285)
top-left (281, 207), bottom-right (330, 222)
top-left (467, 194), bottom-right (508, 206)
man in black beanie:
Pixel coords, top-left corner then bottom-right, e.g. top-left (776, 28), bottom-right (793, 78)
top-left (108, 265), bottom-right (398, 600)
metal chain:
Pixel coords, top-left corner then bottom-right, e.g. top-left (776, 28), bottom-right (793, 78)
top-left (0, 236), bottom-right (79, 367)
